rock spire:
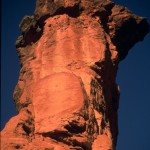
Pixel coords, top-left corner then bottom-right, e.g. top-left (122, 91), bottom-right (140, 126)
top-left (1, 0), bottom-right (149, 149)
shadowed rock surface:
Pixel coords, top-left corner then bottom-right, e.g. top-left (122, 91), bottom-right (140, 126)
top-left (1, 0), bottom-right (149, 150)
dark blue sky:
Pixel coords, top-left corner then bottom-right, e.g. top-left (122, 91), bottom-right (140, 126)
top-left (1, 1), bottom-right (150, 150)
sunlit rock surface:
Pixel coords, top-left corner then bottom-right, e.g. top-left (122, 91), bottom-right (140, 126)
top-left (1, 0), bottom-right (149, 149)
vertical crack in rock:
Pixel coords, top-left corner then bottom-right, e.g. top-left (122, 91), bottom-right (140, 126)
top-left (1, 0), bottom-right (149, 150)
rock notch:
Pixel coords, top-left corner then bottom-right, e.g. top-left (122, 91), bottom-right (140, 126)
top-left (1, 0), bottom-right (149, 150)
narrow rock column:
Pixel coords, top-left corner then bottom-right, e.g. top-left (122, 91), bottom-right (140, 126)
top-left (1, 0), bottom-right (149, 150)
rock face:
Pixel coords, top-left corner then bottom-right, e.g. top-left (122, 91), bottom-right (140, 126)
top-left (1, 0), bottom-right (149, 150)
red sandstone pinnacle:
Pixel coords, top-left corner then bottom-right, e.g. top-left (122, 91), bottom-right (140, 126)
top-left (1, 0), bottom-right (149, 150)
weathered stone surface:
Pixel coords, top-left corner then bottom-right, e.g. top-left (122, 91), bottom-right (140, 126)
top-left (1, 0), bottom-right (149, 150)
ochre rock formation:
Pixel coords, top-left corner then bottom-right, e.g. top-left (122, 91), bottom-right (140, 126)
top-left (1, 0), bottom-right (149, 150)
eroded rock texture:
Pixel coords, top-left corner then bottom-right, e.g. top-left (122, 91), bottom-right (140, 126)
top-left (1, 0), bottom-right (149, 150)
